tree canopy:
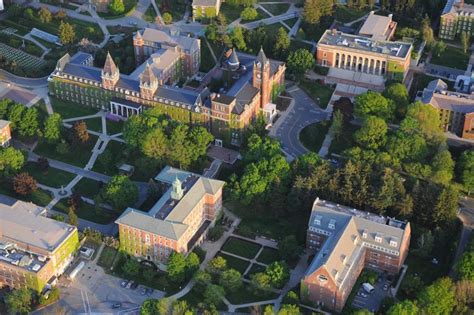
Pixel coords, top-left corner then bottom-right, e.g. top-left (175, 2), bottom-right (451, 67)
top-left (103, 175), bottom-right (138, 210)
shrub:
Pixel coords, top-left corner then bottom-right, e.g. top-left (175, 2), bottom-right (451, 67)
top-left (208, 225), bottom-right (224, 241)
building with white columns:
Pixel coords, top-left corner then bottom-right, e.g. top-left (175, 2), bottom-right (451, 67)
top-left (316, 29), bottom-right (412, 88)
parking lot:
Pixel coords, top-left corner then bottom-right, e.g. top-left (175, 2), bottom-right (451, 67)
top-left (35, 259), bottom-right (165, 314)
top-left (351, 275), bottom-right (392, 312)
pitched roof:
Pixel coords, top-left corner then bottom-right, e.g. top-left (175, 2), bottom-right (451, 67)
top-left (103, 52), bottom-right (118, 76)
top-left (62, 63), bottom-right (102, 82)
top-left (140, 63), bottom-right (157, 86)
top-left (256, 47), bottom-right (268, 66)
top-left (421, 79), bottom-right (474, 113)
top-left (228, 49), bottom-right (240, 66)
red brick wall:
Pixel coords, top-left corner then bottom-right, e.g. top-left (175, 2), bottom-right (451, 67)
top-left (462, 112), bottom-right (474, 140)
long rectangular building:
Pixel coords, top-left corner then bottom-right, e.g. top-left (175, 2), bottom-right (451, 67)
top-left (0, 198), bottom-right (79, 292)
top-left (439, 0), bottom-right (474, 40)
top-left (301, 198), bottom-right (411, 312)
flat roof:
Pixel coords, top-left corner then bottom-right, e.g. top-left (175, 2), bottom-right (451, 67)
top-left (358, 13), bottom-right (395, 41)
top-left (0, 200), bottom-right (77, 252)
top-left (318, 30), bottom-right (411, 59)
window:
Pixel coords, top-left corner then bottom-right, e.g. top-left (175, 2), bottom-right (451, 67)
top-left (328, 219), bottom-right (336, 230)
top-left (313, 215), bottom-right (322, 226)
top-left (375, 233), bottom-right (382, 243)
top-left (390, 238), bottom-right (398, 247)
top-left (145, 234), bottom-right (150, 243)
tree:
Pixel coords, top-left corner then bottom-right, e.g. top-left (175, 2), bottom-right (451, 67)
top-left (108, 0), bottom-right (125, 15)
top-left (433, 185), bottom-right (459, 224)
top-left (250, 272), bottom-right (272, 294)
top-left (171, 300), bottom-right (191, 315)
top-left (283, 291), bottom-right (299, 305)
top-left (68, 206), bottom-right (78, 226)
top-left (461, 31), bottom-right (470, 53)
top-left (0, 147), bottom-right (25, 175)
top-left (38, 156), bottom-right (49, 173)
top-left (354, 116), bottom-right (388, 150)
top-left (163, 12), bottom-right (173, 24)
top-left (431, 149), bottom-right (454, 185)
top-left (59, 21), bottom-right (76, 45)
top-left (278, 235), bottom-right (302, 261)
top-left (43, 113), bottom-right (63, 143)
top-left (142, 127), bottom-right (167, 161)
top-left (103, 175), bottom-right (139, 210)
top-left (387, 300), bottom-right (418, 315)
top-left (5, 288), bottom-right (33, 314)
top-left (203, 284), bottom-right (225, 305)
top-left (406, 101), bottom-right (444, 144)
top-left (122, 258), bottom-right (141, 277)
top-left (278, 304), bottom-right (301, 315)
top-left (329, 110), bottom-right (343, 140)
top-left (19, 107), bottom-right (39, 137)
top-left (168, 124), bottom-right (192, 168)
top-left (454, 280), bottom-right (474, 314)
top-left (7, 102), bottom-right (25, 130)
top-left (207, 256), bottom-right (227, 274)
top-left (220, 268), bottom-right (242, 292)
top-left (240, 7), bottom-right (258, 20)
top-left (231, 26), bottom-right (246, 51)
top-left (303, 0), bottom-right (332, 24)
top-left (55, 9), bottom-right (67, 20)
top-left (71, 120), bottom-right (89, 145)
top-left (457, 251), bottom-right (474, 281)
top-left (185, 252), bottom-right (200, 275)
top-left (287, 49), bottom-right (315, 80)
top-left (458, 150), bottom-right (474, 194)
top-left (355, 91), bottom-right (394, 121)
top-left (418, 277), bottom-right (456, 315)
top-left (433, 40), bottom-right (447, 57)
top-left (274, 27), bottom-right (290, 58)
top-left (352, 310), bottom-right (373, 315)
top-left (265, 261), bottom-right (290, 288)
top-left (13, 172), bottom-right (37, 196)
top-left (38, 6), bottom-right (52, 23)
top-left (421, 16), bottom-right (434, 47)
top-left (383, 82), bottom-right (409, 118)
top-left (194, 270), bottom-right (212, 288)
top-left (167, 252), bottom-right (187, 283)
top-left (188, 126), bottom-right (213, 161)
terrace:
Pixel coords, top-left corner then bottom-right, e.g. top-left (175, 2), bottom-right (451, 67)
top-left (0, 242), bottom-right (47, 273)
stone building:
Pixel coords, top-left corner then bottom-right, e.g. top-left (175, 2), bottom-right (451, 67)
top-left (48, 44), bottom-right (285, 145)
top-left (0, 199), bottom-right (79, 292)
top-left (192, 0), bottom-right (222, 20)
top-left (417, 79), bottom-right (474, 140)
top-left (439, 0), bottom-right (474, 40)
top-left (0, 119), bottom-right (11, 147)
top-left (301, 198), bottom-right (411, 312)
top-left (115, 166), bottom-right (225, 263)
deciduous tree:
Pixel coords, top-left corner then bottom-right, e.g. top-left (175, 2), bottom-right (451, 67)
top-left (38, 6), bottom-right (52, 23)
top-left (5, 288), bottom-right (33, 315)
top-left (287, 49), bottom-right (314, 80)
top-left (0, 147), bottom-right (25, 175)
top-left (44, 113), bottom-right (63, 143)
top-left (19, 107), bottom-right (39, 137)
top-left (68, 206), bottom-right (78, 226)
top-left (240, 7), bottom-right (258, 20)
top-left (274, 27), bottom-right (290, 59)
top-left (103, 175), bottom-right (138, 210)
top-left (220, 268), bottom-right (242, 292)
top-left (354, 116), bottom-right (388, 150)
top-left (167, 252), bottom-right (186, 283)
top-left (418, 277), bottom-right (456, 315)
top-left (203, 284), bottom-right (225, 306)
top-left (122, 258), bottom-right (140, 277)
top-left (71, 121), bottom-right (89, 145)
top-left (59, 21), bottom-right (76, 45)
top-left (354, 91), bottom-right (394, 121)
top-left (13, 172), bottom-right (37, 196)
top-left (108, 0), bottom-right (125, 15)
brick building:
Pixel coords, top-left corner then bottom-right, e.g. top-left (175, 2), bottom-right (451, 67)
top-left (115, 166), bottom-right (225, 264)
top-left (301, 198), bottom-right (411, 312)
top-left (439, 0), bottom-right (474, 40)
top-left (48, 41), bottom-right (285, 145)
top-left (417, 79), bottom-right (474, 140)
top-left (0, 199), bottom-right (79, 292)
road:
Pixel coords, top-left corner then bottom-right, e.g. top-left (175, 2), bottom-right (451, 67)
top-left (451, 197), bottom-right (474, 276)
top-left (0, 69), bottom-right (48, 88)
top-left (272, 86), bottom-right (329, 158)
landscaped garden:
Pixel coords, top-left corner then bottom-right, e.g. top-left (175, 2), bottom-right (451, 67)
top-left (221, 237), bottom-right (262, 260)
top-left (0, 180), bottom-right (52, 206)
top-left (22, 161), bottom-right (75, 188)
top-left (260, 3), bottom-right (290, 16)
top-left (54, 198), bottom-right (117, 224)
top-left (299, 121), bottom-right (331, 153)
top-left (50, 97), bottom-right (99, 119)
top-left (255, 247), bottom-right (281, 265)
top-left (299, 80), bottom-right (335, 109)
top-left (73, 177), bottom-right (105, 199)
top-left (216, 252), bottom-right (250, 274)
top-left (333, 5), bottom-right (372, 23)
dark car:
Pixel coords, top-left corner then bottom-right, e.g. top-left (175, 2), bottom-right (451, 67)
top-left (140, 287), bottom-right (147, 295)
top-left (146, 288), bottom-right (154, 296)
top-left (112, 302), bottom-right (122, 309)
top-left (120, 280), bottom-right (128, 288)
top-left (130, 282), bottom-right (139, 290)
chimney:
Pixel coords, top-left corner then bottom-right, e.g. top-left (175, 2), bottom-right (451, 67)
top-left (388, 14), bottom-right (393, 20)
top-left (369, 10), bottom-right (375, 15)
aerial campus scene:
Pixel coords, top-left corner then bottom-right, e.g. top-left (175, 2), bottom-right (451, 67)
top-left (0, 0), bottom-right (473, 313)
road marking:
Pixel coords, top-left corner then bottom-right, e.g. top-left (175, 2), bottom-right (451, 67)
top-left (80, 289), bottom-right (88, 314)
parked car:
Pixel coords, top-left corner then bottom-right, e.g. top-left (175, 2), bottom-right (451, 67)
top-left (112, 302), bottom-right (122, 309)
top-left (126, 281), bottom-right (134, 289)
top-left (358, 291), bottom-right (368, 298)
top-left (140, 287), bottom-right (147, 295)
top-left (130, 282), bottom-right (139, 290)
top-left (120, 280), bottom-right (128, 288)
top-left (383, 283), bottom-right (389, 291)
top-left (146, 288), bottom-right (154, 296)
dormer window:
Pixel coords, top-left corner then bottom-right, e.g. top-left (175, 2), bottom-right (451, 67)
top-left (313, 215), bottom-right (322, 226)
top-left (390, 238), bottom-right (398, 247)
top-left (362, 230), bottom-right (368, 238)
top-left (318, 274), bottom-right (328, 282)
top-left (375, 233), bottom-right (383, 243)
top-left (328, 219), bottom-right (336, 230)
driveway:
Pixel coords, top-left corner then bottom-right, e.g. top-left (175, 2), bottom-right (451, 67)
top-left (352, 276), bottom-right (391, 312)
top-left (272, 86), bottom-right (328, 158)
top-left (35, 259), bottom-right (165, 314)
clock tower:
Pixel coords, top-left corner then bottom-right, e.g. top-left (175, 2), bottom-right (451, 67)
top-left (252, 47), bottom-right (271, 107)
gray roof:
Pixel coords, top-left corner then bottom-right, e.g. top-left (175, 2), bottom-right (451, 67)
top-left (115, 166), bottom-right (225, 241)
top-left (442, 0), bottom-right (474, 15)
top-left (62, 63), bottom-right (102, 82)
top-left (420, 79), bottom-right (474, 114)
top-left (304, 198), bottom-right (410, 288)
top-left (70, 52), bottom-right (93, 65)
top-left (155, 86), bottom-right (201, 106)
top-left (116, 76), bottom-right (141, 93)
top-left (0, 200), bottom-right (77, 252)
top-left (192, 0), bottom-right (218, 7)
top-left (358, 12), bottom-right (395, 41)
top-left (138, 28), bottom-right (200, 52)
top-left (234, 83), bottom-right (259, 114)
top-left (0, 120), bottom-right (10, 129)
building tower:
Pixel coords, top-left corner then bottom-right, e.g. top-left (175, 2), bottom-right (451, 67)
top-left (133, 30), bottom-right (145, 65)
top-left (101, 52), bottom-right (120, 90)
top-left (139, 63), bottom-right (158, 100)
top-left (252, 47), bottom-right (271, 107)
top-left (170, 176), bottom-right (184, 201)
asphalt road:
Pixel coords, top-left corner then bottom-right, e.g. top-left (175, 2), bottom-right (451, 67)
top-left (273, 87), bottom-right (328, 158)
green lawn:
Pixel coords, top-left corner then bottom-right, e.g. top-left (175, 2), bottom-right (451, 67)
top-left (328, 122), bottom-right (358, 154)
top-left (256, 247), bottom-right (281, 265)
top-left (106, 119), bottom-right (124, 135)
top-left (219, 3), bottom-right (241, 23)
top-left (97, 0), bottom-right (137, 18)
top-left (260, 3), bottom-right (290, 16)
top-left (80, 117), bottom-right (102, 133)
top-left (180, 286), bottom-right (227, 310)
top-left (245, 263), bottom-right (266, 278)
top-left (23, 162), bottom-right (76, 188)
top-left (97, 246), bottom-right (118, 269)
top-left (430, 45), bottom-right (470, 70)
top-left (284, 17), bottom-right (298, 28)
top-left (226, 283), bottom-right (279, 305)
top-left (143, 5), bottom-right (157, 22)
top-left (221, 237), bottom-right (262, 259)
top-left (216, 252), bottom-right (250, 274)
top-left (106, 25), bottom-right (138, 35)
top-left (50, 97), bottom-right (100, 119)
top-left (299, 80), bottom-right (335, 109)
top-left (200, 38), bottom-right (216, 72)
top-left (92, 141), bottom-right (125, 176)
top-left (0, 182), bottom-right (52, 206)
top-left (54, 199), bottom-right (117, 224)
top-left (333, 5), bottom-right (372, 23)
top-left (299, 121), bottom-right (331, 153)
top-left (73, 177), bottom-right (105, 199)
top-left (157, 0), bottom-right (187, 21)
top-left (34, 134), bottom-right (97, 168)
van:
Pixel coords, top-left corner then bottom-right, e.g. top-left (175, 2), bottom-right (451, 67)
top-left (362, 282), bottom-right (375, 293)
